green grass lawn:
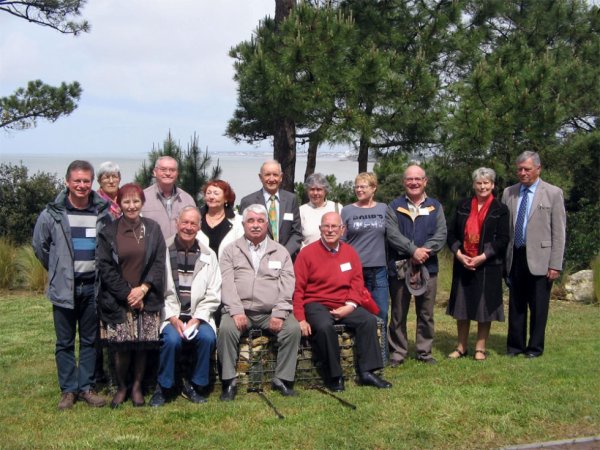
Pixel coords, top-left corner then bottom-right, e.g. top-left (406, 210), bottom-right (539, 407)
top-left (0, 292), bottom-right (598, 449)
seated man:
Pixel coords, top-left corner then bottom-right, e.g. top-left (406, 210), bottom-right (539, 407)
top-left (217, 204), bottom-right (301, 401)
top-left (293, 212), bottom-right (392, 392)
top-left (150, 207), bottom-right (221, 407)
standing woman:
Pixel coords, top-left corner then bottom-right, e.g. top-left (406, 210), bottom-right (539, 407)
top-left (97, 183), bottom-right (166, 407)
top-left (197, 180), bottom-right (244, 259)
top-left (446, 168), bottom-right (509, 361)
top-left (341, 173), bottom-right (389, 356)
top-left (96, 161), bottom-right (122, 219)
top-left (299, 173), bottom-right (344, 248)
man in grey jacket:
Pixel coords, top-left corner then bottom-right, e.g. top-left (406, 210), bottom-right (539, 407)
top-left (33, 160), bottom-right (113, 410)
top-left (217, 204), bottom-right (301, 401)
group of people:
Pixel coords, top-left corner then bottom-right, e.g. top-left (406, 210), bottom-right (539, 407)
top-left (32, 150), bottom-right (565, 411)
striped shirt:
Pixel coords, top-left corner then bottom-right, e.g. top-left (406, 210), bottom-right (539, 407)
top-left (66, 201), bottom-right (99, 283)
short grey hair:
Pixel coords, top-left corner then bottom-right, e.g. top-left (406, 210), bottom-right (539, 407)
top-left (154, 156), bottom-right (179, 170)
top-left (304, 173), bottom-right (330, 194)
top-left (260, 160), bottom-right (282, 174)
top-left (97, 161), bottom-right (121, 182)
top-left (516, 151), bottom-right (541, 167)
top-left (177, 206), bottom-right (201, 221)
top-left (472, 167), bottom-right (496, 183)
top-left (242, 204), bottom-right (268, 222)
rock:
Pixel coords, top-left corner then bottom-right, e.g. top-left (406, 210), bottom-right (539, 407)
top-left (564, 270), bottom-right (595, 303)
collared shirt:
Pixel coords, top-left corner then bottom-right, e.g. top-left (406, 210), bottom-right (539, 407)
top-left (405, 193), bottom-right (429, 221)
top-left (246, 237), bottom-right (267, 273)
top-left (157, 185), bottom-right (177, 219)
top-left (516, 178), bottom-right (540, 241)
top-left (262, 189), bottom-right (279, 217)
top-left (319, 238), bottom-right (340, 254)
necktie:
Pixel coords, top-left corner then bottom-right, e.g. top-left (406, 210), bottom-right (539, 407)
top-left (269, 195), bottom-right (278, 242)
top-left (514, 188), bottom-right (529, 248)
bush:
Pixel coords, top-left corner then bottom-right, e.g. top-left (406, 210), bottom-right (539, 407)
top-left (0, 237), bottom-right (17, 289)
top-left (0, 163), bottom-right (62, 245)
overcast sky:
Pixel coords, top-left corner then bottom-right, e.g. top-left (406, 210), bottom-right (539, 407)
top-left (0, 1), bottom-right (275, 157)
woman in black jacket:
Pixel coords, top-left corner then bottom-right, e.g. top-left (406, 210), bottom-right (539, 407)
top-left (97, 183), bottom-right (166, 407)
top-left (446, 168), bottom-right (509, 361)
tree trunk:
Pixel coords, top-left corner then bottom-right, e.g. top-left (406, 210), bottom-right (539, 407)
top-left (273, 117), bottom-right (296, 192)
top-left (273, 0), bottom-right (297, 191)
top-left (358, 134), bottom-right (369, 173)
top-left (304, 136), bottom-right (319, 181)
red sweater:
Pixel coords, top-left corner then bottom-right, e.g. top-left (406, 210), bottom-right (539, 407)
top-left (293, 240), bottom-right (365, 322)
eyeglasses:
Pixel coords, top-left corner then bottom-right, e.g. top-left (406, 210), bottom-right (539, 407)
top-left (320, 224), bottom-right (343, 231)
top-left (404, 177), bottom-right (425, 182)
top-left (101, 174), bottom-right (119, 181)
top-left (157, 167), bottom-right (177, 173)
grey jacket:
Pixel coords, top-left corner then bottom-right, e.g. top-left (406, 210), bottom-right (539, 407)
top-left (32, 189), bottom-right (112, 309)
top-left (219, 236), bottom-right (295, 319)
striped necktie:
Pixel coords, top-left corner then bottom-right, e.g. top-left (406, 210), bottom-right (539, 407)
top-left (269, 195), bottom-right (278, 242)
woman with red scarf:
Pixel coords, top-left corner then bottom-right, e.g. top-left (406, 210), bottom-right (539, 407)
top-left (446, 168), bottom-right (509, 361)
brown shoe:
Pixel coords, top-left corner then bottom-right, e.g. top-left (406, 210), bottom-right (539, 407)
top-left (58, 392), bottom-right (77, 410)
top-left (79, 390), bottom-right (107, 407)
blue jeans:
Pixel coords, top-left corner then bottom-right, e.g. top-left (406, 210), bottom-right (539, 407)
top-left (158, 322), bottom-right (216, 389)
top-left (52, 282), bottom-right (97, 393)
top-left (363, 266), bottom-right (389, 362)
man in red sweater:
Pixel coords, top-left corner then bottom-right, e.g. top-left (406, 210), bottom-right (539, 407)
top-left (293, 212), bottom-right (392, 392)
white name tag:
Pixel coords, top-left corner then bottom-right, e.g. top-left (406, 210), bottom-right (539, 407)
top-left (86, 228), bottom-right (96, 238)
top-left (268, 260), bottom-right (282, 269)
top-left (200, 253), bottom-right (212, 264)
top-left (418, 208), bottom-right (430, 216)
top-left (283, 213), bottom-right (294, 221)
top-left (340, 262), bottom-right (352, 272)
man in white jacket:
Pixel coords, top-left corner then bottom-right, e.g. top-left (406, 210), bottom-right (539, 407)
top-left (150, 207), bottom-right (221, 406)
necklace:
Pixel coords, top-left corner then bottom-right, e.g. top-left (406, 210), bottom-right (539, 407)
top-left (131, 222), bottom-right (145, 244)
top-left (206, 211), bottom-right (225, 227)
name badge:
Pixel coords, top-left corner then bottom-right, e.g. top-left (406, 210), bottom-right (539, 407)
top-left (283, 213), bottom-right (294, 221)
top-left (418, 208), bottom-right (430, 216)
top-left (269, 260), bottom-right (282, 269)
top-left (340, 262), bottom-right (352, 272)
top-left (200, 253), bottom-right (212, 264)
top-left (86, 228), bottom-right (96, 238)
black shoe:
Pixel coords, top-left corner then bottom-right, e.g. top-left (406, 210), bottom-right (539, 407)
top-left (358, 371), bottom-right (392, 389)
top-left (181, 379), bottom-right (207, 404)
top-left (271, 378), bottom-right (297, 397)
top-left (326, 376), bottom-right (345, 392)
top-left (149, 385), bottom-right (167, 407)
top-left (416, 357), bottom-right (438, 365)
top-left (220, 380), bottom-right (237, 402)
top-left (525, 352), bottom-right (541, 359)
top-left (389, 359), bottom-right (404, 368)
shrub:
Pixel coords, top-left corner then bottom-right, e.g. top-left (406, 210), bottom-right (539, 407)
top-left (0, 237), bottom-right (17, 289)
top-left (15, 245), bottom-right (47, 293)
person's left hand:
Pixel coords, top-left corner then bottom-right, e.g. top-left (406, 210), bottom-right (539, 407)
top-left (127, 286), bottom-right (145, 310)
top-left (268, 317), bottom-right (284, 334)
top-left (330, 305), bottom-right (354, 320)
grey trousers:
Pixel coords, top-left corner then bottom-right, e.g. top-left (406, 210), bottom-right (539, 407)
top-left (217, 312), bottom-right (301, 382)
top-left (388, 274), bottom-right (437, 362)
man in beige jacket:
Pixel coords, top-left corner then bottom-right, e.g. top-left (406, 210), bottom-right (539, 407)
top-left (217, 204), bottom-right (301, 401)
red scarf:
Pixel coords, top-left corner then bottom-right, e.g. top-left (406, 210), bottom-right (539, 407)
top-left (463, 195), bottom-right (494, 257)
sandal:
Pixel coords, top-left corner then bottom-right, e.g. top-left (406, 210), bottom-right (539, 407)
top-left (447, 348), bottom-right (468, 359)
top-left (474, 349), bottom-right (487, 361)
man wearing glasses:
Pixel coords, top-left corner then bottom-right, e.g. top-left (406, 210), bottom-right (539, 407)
top-left (293, 212), bottom-right (392, 392)
top-left (502, 151), bottom-right (565, 358)
top-left (386, 164), bottom-right (447, 366)
top-left (142, 156), bottom-right (196, 240)
top-left (33, 160), bottom-right (113, 410)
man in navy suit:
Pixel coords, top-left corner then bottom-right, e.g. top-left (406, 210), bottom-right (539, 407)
top-left (502, 151), bottom-right (566, 358)
top-left (239, 160), bottom-right (302, 259)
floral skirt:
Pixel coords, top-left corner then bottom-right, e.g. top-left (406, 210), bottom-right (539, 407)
top-left (100, 309), bottom-right (161, 350)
